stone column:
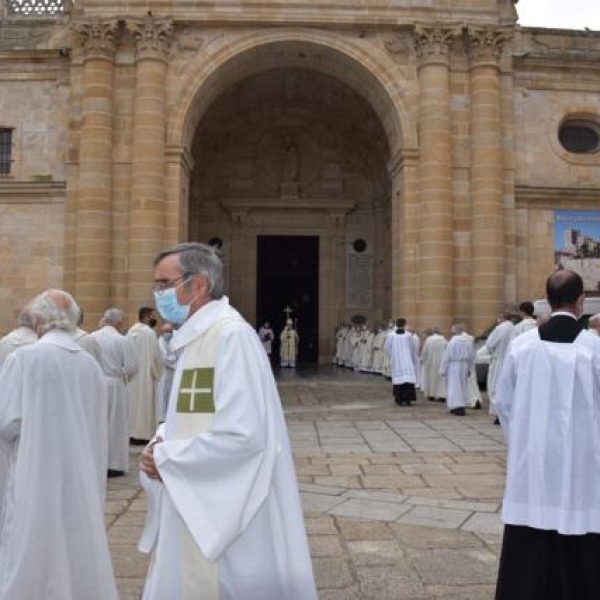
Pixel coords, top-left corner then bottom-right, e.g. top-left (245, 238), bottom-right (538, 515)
top-left (126, 14), bottom-right (173, 320)
top-left (413, 25), bottom-right (458, 332)
top-left (468, 28), bottom-right (506, 333)
top-left (73, 19), bottom-right (118, 321)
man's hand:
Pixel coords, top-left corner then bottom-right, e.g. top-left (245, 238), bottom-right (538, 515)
top-left (141, 436), bottom-right (164, 481)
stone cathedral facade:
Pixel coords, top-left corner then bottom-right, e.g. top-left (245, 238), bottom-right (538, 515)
top-left (0, 0), bottom-right (599, 361)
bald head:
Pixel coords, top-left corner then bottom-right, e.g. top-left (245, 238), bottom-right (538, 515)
top-left (546, 270), bottom-right (584, 313)
top-left (29, 289), bottom-right (79, 336)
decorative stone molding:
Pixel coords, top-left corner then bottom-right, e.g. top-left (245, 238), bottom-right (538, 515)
top-left (126, 13), bottom-right (173, 62)
top-left (467, 27), bottom-right (509, 66)
top-left (7, 0), bottom-right (71, 16)
top-left (72, 19), bottom-right (118, 61)
top-left (413, 24), bottom-right (461, 65)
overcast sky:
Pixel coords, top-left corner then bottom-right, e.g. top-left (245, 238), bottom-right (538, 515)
top-left (516, 0), bottom-right (600, 31)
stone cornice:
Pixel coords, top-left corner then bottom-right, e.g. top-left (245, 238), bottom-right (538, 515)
top-left (126, 13), bottom-right (173, 62)
top-left (0, 179), bottom-right (65, 203)
top-left (72, 18), bottom-right (118, 61)
top-left (221, 197), bottom-right (357, 214)
top-left (516, 185), bottom-right (600, 206)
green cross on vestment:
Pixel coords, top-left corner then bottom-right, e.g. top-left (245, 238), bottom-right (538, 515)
top-left (177, 368), bottom-right (215, 413)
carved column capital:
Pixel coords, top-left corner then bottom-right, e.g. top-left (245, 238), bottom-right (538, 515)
top-left (72, 19), bottom-right (119, 61)
top-left (126, 14), bottom-right (174, 61)
top-left (413, 24), bottom-right (461, 66)
top-left (467, 27), bottom-right (509, 67)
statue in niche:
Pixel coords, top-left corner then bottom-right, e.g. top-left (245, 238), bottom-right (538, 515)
top-left (279, 134), bottom-right (300, 199)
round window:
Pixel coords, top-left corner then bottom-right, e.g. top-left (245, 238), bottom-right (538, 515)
top-left (353, 239), bottom-right (367, 253)
top-left (558, 120), bottom-right (600, 154)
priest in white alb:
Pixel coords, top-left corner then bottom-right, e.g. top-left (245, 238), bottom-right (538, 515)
top-left (0, 290), bottom-right (117, 600)
top-left (384, 318), bottom-right (419, 406)
top-left (128, 307), bottom-right (164, 443)
top-left (439, 324), bottom-right (475, 416)
top-left (513, 301), bottom-right (537, 336)
top-left (91, 308), bottom-right (138, 477)
top-left (0, 305), bottom-right (38, 369)
top-left (495, 270), bottom-right (600, 599)
top-left (420, 327), bottom-right (447, 402)
top-left (140, 242), bottom-right (317, 600)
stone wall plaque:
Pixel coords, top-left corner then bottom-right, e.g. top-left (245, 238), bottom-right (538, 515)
top-left (346, 249), bottom-right (373, 307)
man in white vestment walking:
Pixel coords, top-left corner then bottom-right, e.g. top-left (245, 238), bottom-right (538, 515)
top-left (258, 321), bottom-right (275, 366)
top-left (0, 305), bottom-right (37, 369)
top-left (439, 324), bottom-right (475, 416)
top-left (128, 307), bottom-right (164, 444)
top-left (0, 290), bottom-right (117, 600)
top-left (91, 308), bottom-right (138, 477)
top-left (384, 318), bottom-right (419, 406)
top-left (513, 301), bottom-right (537, 336)
top-left (71, 308), bottom-right (102, 362)
top-left (420, 327), bottom-right (447, 402)
top-left (484, 311), bottom-right (515, 422)
top-left (140, 242), bottom-right (317, 600)
top-left (461, 328), bottom-right (483, 409)
top-left (495, 270), bottom-right (600, 600)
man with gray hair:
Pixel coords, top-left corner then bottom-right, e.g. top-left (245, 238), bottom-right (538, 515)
top-left (139, 242), bottom-right (317, 600)
top-left (0, 304), bottom-right (38, 369)
top-left (91, 307), bottom-right (138, 477)
top-left (0, 290), bottom-right (117, 599)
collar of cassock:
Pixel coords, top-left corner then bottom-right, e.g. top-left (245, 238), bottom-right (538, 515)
top-left (170, 296), bottom-right (231, 352)
top-left (39, 329), bottom-right (82, 352)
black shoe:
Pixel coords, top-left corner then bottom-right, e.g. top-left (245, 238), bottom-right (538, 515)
top-left (428, 396), bottom-right (435, 402)
top-left (107, 469), bottom-right (124, 478)
top-left (451, 407), bottom-right (466, 416)
top-left (436, 397), bottom-right (446, 403)
top-left (494, 417), bottom-right (501, 426)
top-left (130, 438), bottom-right (149, 446)
top-left (473, 401), bottom-right (482, 409)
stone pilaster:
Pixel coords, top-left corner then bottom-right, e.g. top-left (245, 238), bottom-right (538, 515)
top-left (413, 25), bottom-right (459, 332)
top-left (468, 27), bottom-right (506, 333)
top-left (73, 19), bottom-right (118, 322)
top-left (126, 14), bottom-right (173, 320)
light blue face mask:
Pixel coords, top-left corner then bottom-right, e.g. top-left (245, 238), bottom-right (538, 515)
top-left (154, 287), bottom-right (190, 326)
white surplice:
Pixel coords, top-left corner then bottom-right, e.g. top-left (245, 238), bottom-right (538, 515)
top-left (0, 331), bottom-right (117, 600)
top-left (384, 331), bottom-right (419, 385)
top-left (439, 335), bottom-right (475, 410)
top-left (71, 327), bottom-right (102, 363)
top-left (91, 325), bottom-right (138, 472)
top-left (157, 334), bottom-right (177, 422)
top-left (485, 320), bottom-right (516, 412)
top-left (496, 328), bottom-right (600, 534)
top-left (421, 334), bottom-right (447, 399)
top-left (513, 317), bottom-right (537, 337)
top-left (127, 323), bottom-right (163, 440)
top-left (0, 326), bottom-right (38, 370)
top-left (461, 333), bottom-right (482, 407)
top-left (139, 297), bottom-right (317, 600)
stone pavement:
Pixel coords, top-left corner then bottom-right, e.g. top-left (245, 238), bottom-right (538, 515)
top-left (106, 369), bottom-right (506, 599)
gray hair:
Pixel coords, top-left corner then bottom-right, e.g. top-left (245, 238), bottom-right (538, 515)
top-left (451, 323), bottom-right (465, 335)
top-left (589, 313), bottom-right (600, 326)
top-left (154, 242), bottom-right (224, 299)
top-left (100, 308), bottom-right (124, 327)
top-left (17, 304), bottom-right (35, 329)
top-left (29, 289), bottom-right (79, 335)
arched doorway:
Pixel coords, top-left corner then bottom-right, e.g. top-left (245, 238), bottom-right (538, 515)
top-left (166, 35), bottom-right (415, 361)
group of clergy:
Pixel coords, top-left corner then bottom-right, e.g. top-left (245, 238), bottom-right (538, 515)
top-left (0, 302), bottom-right (178, 479)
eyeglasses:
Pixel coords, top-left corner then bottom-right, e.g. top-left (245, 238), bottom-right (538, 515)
top-left (152, 273), bottom-right (192, 293)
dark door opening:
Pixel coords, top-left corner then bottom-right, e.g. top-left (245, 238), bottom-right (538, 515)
top-left (256, 235), bottom-right (319, 363)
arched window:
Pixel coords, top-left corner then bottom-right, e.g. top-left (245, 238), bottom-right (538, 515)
top-left (0, 129), bottom-right (12, 176)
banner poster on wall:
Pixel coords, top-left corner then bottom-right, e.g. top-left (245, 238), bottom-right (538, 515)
top-left (554, 210), bottom-right (600, 294)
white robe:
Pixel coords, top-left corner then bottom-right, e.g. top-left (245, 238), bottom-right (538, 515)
top-left (439, 335), bottom-right (475, 410)
top-left (421, 334), bottom-right (447, 399)
top-left (280, 327), bottom-right (299, 365)
top-left (128, 323), bottom-right (164, 440)
top-left (157, 335), bottom-right (177, 423)
top-left (71, 327), bottom-right (102, 363)
top-left (0, 326), bottom-right (38, 370)
top-left (140, 297), bottom-right (317, 600)
top-left (461, 333), bottom-right (482, 407)
top-left (91, 325), bottom-right (138, 472)
top-left (514, 317), bottom-right (537, 336)
top-left (384, 331), bottom-right (419, 385)
top-left (358, 330), bottom-right (374, 372)
top-left (485, 320), bottom-right (516, 412)
top-left (0, 326), bottom-right (37, 520)
top-left (334, 327), bottom-right (346, 365)
top-left (0, 331), bottom-right (117, 600)
top-left (258, 326), bottom-right (274, 356)
top-left (496, 328), bottom-right (600, 535)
